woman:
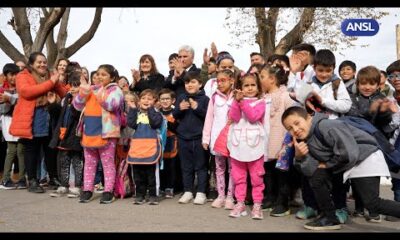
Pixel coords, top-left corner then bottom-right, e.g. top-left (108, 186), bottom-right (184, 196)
top-left (129, 54), bottom-right (165, 94)
top-left (56, 58), bottom-right (70, 86)
top-left (9, 52), bottom-right (67, 193)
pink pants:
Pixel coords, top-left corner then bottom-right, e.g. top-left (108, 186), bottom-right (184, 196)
top-left (215, 155), bottom-right (234, 198)
top-left (83, 138), bottom-right (117, 193)
top-left (230, 157), bottom-right (265, 203)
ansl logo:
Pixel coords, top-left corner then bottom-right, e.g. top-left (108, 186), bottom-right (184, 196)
top-left (341, 19), bottom-right (379, 36)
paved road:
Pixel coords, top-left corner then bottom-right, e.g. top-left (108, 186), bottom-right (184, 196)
top-left (0, 185), bottom-right (399, 232)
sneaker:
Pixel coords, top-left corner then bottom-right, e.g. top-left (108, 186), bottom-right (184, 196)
top-left (211, 196), bottom-right (225, 208)
top-left (271, 205), bottom-right (290, 217)
top-left (165, 188), bottom-right (174, 199)
top-left (134, 195), bottom-right (146, 205)
top-left (48, 178), bottom-right (61, 190)
top-left (67, 187), bottom-right (81, 198)
top-left (304, 215), bottom-right (341, 230)
top-left (296, 206), bottom-right (318, 220)
top-left (16, 179), bottom-right (27, 189)
top-left (194, 192), bottom-right (207, 205)
top-left (79, 191), bottom-right (93, 203)
top-left (178, 192), bottom-right (193, 204)
top-left (0, 180), bottom-right (17, 190)
top-left (385, 215), bottom-right (400, 222)
top-left (94, 183), bottom-right (104, 193)
top-left (39, 178), bottom-right (48, 187)
top-left (251, 203), bottom-right (264, 220)
top-left (149, 196), bottom-right (159, 205)
top-left (229, 202), bottom-right (247, 218)
top-left (28, 179), bottom-right (45, 193)
top-left (49, 186), bottom-right (68, 197)
top-left (366, 214), bottom-right (382, 223)
top-left (207, 189), bottom-right (218, 202)
top-left (100, 191), bottom-right (115, 204)
top-left (335, 208), bottom-right (349, 224)
top-left (261, 200), bottom-right (274, 211)
top-left (224, 196), bottom-right (235, 210)
top-left (352, 209), bottom-right (365, 218)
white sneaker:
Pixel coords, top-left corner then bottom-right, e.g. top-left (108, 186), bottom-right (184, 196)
top-left (50, 186), bottom-right (68, 197)
top-left (178, 191), bottom-right (193, 204)
top-left (67, 187), bottom-right (81, 198)
top-left (193, 192), bottom-right (207, 205)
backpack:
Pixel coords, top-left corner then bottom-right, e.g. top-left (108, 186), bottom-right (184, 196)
top-left (314, 116), bottom-right (400, 173)
top-left (163, 114), bottom-right (178, 159)
top-left (114, 157), bottom-right (135, 199)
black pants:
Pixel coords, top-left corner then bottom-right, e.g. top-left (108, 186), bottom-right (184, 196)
top-left (178, 138), bottom-right (208, 193)
top-left (57, 150), bottom-right (84, 187)
top-left (301, 174), bottom-right (319, 210)
top-left (21, 136), bottom-right (58, 181)
top-left (160, 157), bottom-right (175, 191)
top-left (352, 177), bottom-right (400, 218)
top-left (263, 160), bottom-right (279, 204)
top-left (133, 164), bottom-right (157, 198)
top-left (275, 170), bottom-right (291, 207)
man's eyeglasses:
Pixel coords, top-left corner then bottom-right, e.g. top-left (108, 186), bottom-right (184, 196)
top-left (160, 98), bottom-right (172, 101)
top-left (388, 73), bottom-right (400, 81)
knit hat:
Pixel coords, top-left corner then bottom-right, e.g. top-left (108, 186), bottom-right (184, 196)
top-left (216, 51), bottom-right (235, 65)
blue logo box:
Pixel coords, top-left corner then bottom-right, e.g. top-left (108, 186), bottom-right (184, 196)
top-left (341, 19), bottom-right (379, 36)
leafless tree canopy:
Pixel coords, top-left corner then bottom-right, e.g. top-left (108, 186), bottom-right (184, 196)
top-left (0, 7), bottom-right (103, 68)
top-left (224, 8), bottom-right (389, 56)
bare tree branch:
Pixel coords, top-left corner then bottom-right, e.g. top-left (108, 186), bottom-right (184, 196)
top-left (64, 8), bottom-right (102, 57)
top-left (56, 8), bottom-right (70, 49)
top-left (31, 7), bottom-right (65, 52)
top-left (11, 8), bottom-right (33, 56)
top-left (274, 8), bottom-right (315, 54)
top-left (0, 30), bottom-right (26, 62)
top-left (41, 7), bottom-right (49, 17)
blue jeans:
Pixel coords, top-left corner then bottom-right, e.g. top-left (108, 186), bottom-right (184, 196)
top-left (392, 178), bottom-right (400, 202)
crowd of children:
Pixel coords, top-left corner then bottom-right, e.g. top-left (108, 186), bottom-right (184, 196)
top-left (1, 42), bottom-right (400, 231)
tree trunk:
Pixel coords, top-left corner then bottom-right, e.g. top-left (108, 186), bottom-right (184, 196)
top-left (397, 24), bottom-right (400, 60)
top-left (255, 8), bottom-right (279, 57)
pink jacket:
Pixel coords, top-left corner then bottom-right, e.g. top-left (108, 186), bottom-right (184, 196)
top-left (202, 90), bottom-right (234, 153)
top-left (265, 86), bottom-right (294, 159)
top-left (229, 98), bottom-right (265, 124)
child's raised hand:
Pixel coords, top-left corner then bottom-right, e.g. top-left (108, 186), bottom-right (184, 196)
top-left (289, 54), bottom-right (302, 74)
top-left (293, 137), bottom-right (309, 159)
top-left (233, 89), bottom-right (244, 101)
top-left (188, 98), bottom-right (198, 110)
top-left (211, 42), bottom-right (218, 59)
top-left (179, 99), bottom-right (190, 110)
top-left (203, 48), bottom-right (211, 64)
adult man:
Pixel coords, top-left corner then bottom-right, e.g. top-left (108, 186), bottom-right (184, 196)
top-left (164, 45), bottom-right (201, 97)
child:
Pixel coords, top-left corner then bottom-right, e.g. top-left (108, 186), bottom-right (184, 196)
top-left (281, 106), bottom-right (400, 230)
top-left (127, 89), bottom-right (163, 205)
top-left (227, 73), bottom-right (266, 220)
top-left (338, 60), bottom-right (357, 94)
top-left (287, 43), bottom-right (316, 91)
top-left (202, 69), bottom-right (235, 209)
top-left (0, 63), bottom-right (26, 189)
top-left (299, 49), bottom-right (352, 223)
top-left (158, 88), bottom-right (178, 199)
top-left (48, 74), bottom-right (83, 198)
top-left (173, 71), bottom-right (210, 205)
top-left (73, 64), bottom-right (124, 204)
top-left (345, 65), bottom-right (398, 221)
top-left (259, 64), bottom-right (294, 216)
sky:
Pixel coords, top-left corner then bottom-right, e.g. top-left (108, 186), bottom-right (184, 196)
top-left (1, 8), bottom-right (400, 84)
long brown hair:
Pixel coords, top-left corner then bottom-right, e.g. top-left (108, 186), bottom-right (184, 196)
top-left (139, 54), bottom-right (158, 76)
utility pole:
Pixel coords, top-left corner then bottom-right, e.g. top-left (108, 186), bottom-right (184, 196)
top-left (397, 24), bottom-right (400, 60)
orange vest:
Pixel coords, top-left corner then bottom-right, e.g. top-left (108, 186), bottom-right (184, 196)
top-left (81, 92), bottom-right (108, 148)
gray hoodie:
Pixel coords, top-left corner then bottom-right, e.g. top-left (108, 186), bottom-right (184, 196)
top-left (294, 112), bottom-right (378, 177)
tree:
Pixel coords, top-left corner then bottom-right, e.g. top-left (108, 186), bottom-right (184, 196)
top-left (224, 8), bottom-right (389, 56)
top-left (0, 8), bottom-right (103, 68)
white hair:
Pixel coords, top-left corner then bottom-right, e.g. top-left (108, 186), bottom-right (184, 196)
top-left (178, 45), bottom-right (195, 57)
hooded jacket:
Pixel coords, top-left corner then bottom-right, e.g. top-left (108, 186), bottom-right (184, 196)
top-left (294, 112), bottom-right (378, 177)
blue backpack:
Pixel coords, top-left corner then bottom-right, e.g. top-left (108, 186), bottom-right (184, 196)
top-left (314, 116), bottom-right (400, 173)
